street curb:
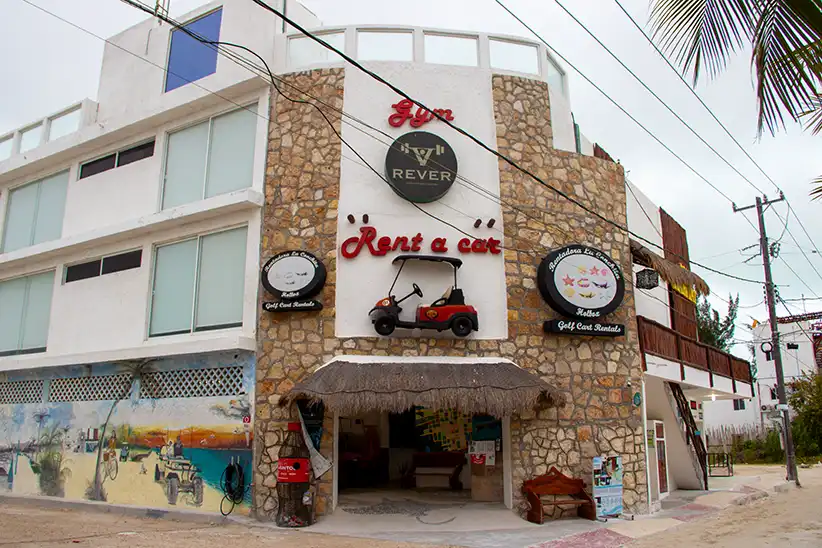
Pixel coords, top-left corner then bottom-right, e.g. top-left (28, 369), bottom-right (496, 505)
top-left (0, 493), bottom-right (253, 526)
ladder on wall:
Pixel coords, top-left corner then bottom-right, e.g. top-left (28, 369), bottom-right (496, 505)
top-left (668, 382), bottom-right (709, 490)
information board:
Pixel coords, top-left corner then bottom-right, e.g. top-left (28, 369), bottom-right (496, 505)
top-left (592, 455), bottom-right (623, 518)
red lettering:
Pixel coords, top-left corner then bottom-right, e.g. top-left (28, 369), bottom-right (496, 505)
top-left (411, 233), bottom-right (423, 252)
top-left (389, 101), bottom-right (454, 128)
top-left (377, 236), bottom-right (392, 254)
top-left (388, 99), bottom-right (413, 127)
top-left (471, 239), bottom-right (488, 253)
top-left (431, 237), bottom-right (449, 253)
top-left (392, 236), bottom-right (411, 252)
top-left (341, 226), bottom-right (380, 258)
top-left (457, 238), bottom-right (471, 253)
top-left (488, 238), bottom-right (502, 254)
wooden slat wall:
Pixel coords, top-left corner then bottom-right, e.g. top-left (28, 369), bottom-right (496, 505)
top-left (660, 208), bottom-right (699, 340)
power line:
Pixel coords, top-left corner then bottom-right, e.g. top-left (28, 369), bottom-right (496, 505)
top-left (553, 0), bottom-right (767, 197)
top-left (778, 256), bottom-right (821, 299)
top-left (241, 0), bottom-right (765, 284)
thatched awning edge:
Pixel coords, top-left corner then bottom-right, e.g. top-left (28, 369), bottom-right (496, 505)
top-left (630, 239), bottom-right (709, 296)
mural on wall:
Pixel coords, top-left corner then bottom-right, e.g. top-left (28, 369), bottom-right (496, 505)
top-left (0, 352), bottom-right (254, 515)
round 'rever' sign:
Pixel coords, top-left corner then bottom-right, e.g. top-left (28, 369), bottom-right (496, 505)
top-left (384, 131), bottom-right (458, 203)
top-left (537, 245), bottom-right (625, 319)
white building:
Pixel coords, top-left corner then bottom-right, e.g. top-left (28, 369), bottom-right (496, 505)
top-left (704, 315), bottom-right (820, 432)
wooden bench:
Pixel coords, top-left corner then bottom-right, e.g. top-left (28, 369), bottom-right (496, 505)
top-left (411, 451), bottom-right (465, 490)
top-left (522, 466), bottom-right (596, 523)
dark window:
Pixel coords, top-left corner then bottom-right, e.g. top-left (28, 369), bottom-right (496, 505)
top-left (79, 154), bottom-right (116, 179)
top-left (101, 250), bottom-right (142, 274)
top-left (787, 342), bottom-right (799, 350)
top-left (690, 400), bottom-right (697, 410)
top-left (165, 9), bottom-right (223, 92)
top-left (65, 259), bottom-right (102, 283)
top-left (733, 399), bottom-right (746, 411)
top-left (770, 387), bottom-right (778, 400)
top-left (117, 141), bottom-right (155, 167)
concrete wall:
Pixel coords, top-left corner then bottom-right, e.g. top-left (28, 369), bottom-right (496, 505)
top-left (336, 62), bottom-right (506, 339)
top-left (704, 320), bottom-right (818, 431)
top-left (645, 376), bottom-right (702, 492)
top-left (0, 351), bottom-right (254, 514)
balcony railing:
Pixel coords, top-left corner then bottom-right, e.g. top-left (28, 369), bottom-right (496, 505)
top-left (637, 316), bottom-right (752, 386)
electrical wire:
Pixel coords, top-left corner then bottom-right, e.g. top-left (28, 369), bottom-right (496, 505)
top-left (778, 256), bottom-right (821, 299)
top-left (553, 0), bottom-right (767, 197)
top-left (238, 0), bottom-right (765, 284)
top-left (25, 0), bottom-right (765, 287)
top-left (773, 208), bottom-right (822, 286)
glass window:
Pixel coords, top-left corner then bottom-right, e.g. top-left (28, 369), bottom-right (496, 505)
top-left (357, 31), bottom-right (413, 61)
top-left (2, 171), bottom-right (69, 253)
top-left (205, 107), bottom-right (257, 198)
top-left (0, 271), bottom-right (54, 356)
top-left (489, 39), bottom-right (539, 74)
top-left (165, 8), bottom-right (223, 93)
top-left (117, 141), bottom-right (155, 167)
top-left (79, 154), bottom-right (116, 179)
top-left (162, 105), bottom-right (257, 209)
top-left (0, 136), bottom-right (12, 161)
top-left (733, 399), bottom-right (746, 411)
top-left (288, 32), bottom-right (345, 67)
top-left (546, 54), bottom-right (565, 96)
top-left (48, 108), bottom-right (81, 141)
top-left (149, 226), bottom-right (247, 337)
top-left (19, 124), bottom-right (42, 153)
top-left (101, 249), bottom-right (142, 275)
top-left (424, 34), bottom-right (478, 67)
top-left (195, 228), bottom-right (246, 330)
top-left (65, 259), bottom-right (102, 283)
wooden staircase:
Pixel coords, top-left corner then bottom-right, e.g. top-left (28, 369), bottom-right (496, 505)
top-left (668, 382), bottom-right (708, 490)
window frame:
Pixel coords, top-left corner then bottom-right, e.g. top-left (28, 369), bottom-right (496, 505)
top-left (1, 169), bottom-right (69, 253)
top-left (356, 29), bottom-right (415, 62)
top-left (488, 37), bottom-right (541, 75)
top-left (63, 248), bottom-right (144, 284)
top-left (287, 30), bottom-right (346, 68)
top-left (422, 32), bottom-right (480, 67)
top-left (79, 139), bottom-right (156, 180)
top-left (0, 269), bottom-right (55, 357)
top-left (163, 7), bottom-right (223, 93)
top-left (733, 399), bottom-right (746, 411)
top-left (159, 102), bottom-right (258, 210)
top-left (147, 224), bottom-right (248, 338)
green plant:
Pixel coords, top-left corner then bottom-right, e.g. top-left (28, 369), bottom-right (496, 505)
top-left (696, 294), bottom-right (739, 351)
top-left (36, 425), bottom-right (71, 497)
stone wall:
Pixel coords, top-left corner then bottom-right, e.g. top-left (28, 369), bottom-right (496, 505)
top-left (254, 69), bottom-right (647, 521)
top-left (492, 74), bottom-right (647, 514)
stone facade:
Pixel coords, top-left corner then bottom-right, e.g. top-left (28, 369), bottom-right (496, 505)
top-left (253, 69), bottom-right (647, 521)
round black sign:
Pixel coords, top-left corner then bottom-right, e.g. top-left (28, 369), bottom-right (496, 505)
top-left (261, 251), bottom-right (326, 301)
top-left (385, 131), bottom-right (458, 203)
top-left (537, 245), bottom-right (625, 319)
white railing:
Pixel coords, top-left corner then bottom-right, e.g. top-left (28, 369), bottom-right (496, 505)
top-left (0, 99), bottom-right (97, 163)
top-left (281, 25), bottom-right (568, 98)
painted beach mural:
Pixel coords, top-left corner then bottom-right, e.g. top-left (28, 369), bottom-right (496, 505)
top-left (0, 351), bottom-right (254, 515)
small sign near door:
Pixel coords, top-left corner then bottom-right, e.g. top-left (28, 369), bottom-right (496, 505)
top-left (592, 455), bottom-right (623, 518)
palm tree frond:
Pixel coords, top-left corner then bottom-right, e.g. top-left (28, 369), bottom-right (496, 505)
top-left (801, 96), bottom-right (822, 134)
top-left (810, 175), bottom-right (822, 200)
top-left (753, 1), bottom-right (822, 134)
top-left (651, 0), bottom-right (756, 84)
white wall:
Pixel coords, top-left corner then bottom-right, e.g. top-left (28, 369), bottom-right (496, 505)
top-left (704, 320), bottom-right (819, 431)
top-left (95, 0), bottom-right (299, 124)
top-left (336, 63), bottom-right (507, 339)
top-left (625, 180), bottom-right (671, 328)
top-left (0, 208), bottom-right (260, 371)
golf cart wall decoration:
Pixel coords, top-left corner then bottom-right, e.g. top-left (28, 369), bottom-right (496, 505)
top-left (369, 255), bottom-right (479, 337)
top-left (385, 131), bottom-right (458, 203)
top-left (537, 244), bottom-right (626, 337)
top-left (261, 250), bottom-right (326, 313)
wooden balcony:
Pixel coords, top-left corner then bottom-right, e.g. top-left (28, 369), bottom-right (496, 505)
top-left (637, 316), bottom-right (752, 388)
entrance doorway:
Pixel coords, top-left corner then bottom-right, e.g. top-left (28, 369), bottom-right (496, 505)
top-left (333, 408), bottom-right (511, 511)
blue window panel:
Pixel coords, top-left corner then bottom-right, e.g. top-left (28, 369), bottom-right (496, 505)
top-left (165, 8), bottom-right (223, 92)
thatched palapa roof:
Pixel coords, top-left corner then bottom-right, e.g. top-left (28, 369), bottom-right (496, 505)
top-left (630, 239), bottom-right (709, 296)
top-left (279, 357), bottom-right (565, 418)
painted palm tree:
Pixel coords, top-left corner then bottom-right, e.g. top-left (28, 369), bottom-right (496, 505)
top-left (650, 1), bottom-right (822, 195)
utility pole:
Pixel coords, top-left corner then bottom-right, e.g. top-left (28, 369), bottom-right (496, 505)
top-left (734, 193), bottom-right (799, 485)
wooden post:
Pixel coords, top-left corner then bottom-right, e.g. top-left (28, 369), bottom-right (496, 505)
top-left (676, 332), bottom-right (685, 381)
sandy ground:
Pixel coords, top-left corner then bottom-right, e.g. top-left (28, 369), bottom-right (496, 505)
top-left (10, 451), bottom-right (247, 515)
top-left (0, 503), bottom-right (452, 548)
top-left (628, 466), bottom-right (822, 548)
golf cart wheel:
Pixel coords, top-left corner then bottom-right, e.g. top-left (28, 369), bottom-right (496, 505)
top-left (167, 476), bottom-right (179, 505)
top-left (451, 316), bottom-right (473, 337)
top-left (374, 316), bottom-right (396, 336)
top-left (154, 464), bottom-right (162, 482)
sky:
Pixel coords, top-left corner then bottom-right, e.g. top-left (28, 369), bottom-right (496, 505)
top-left (2, 0), bottom-right (822, 356)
